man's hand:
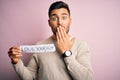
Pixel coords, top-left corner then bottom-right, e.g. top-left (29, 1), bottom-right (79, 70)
top-left (56, 26), bottom-right (75, 54)
top-left (8, 46), bottom-right (22, 64)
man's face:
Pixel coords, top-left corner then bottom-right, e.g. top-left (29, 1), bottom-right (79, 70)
top-left (48, 8), bottom-right (71, 35)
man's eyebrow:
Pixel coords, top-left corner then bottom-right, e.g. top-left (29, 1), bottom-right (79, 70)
top-left (50, 14), bottom-right (57, 17)
top-left (50, 13), bottom-right (68, 17)
top-left (61, 13), bottom-right (68, 15)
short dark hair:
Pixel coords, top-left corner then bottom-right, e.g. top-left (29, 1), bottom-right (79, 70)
top-left (48, 1), bottom-right (70, 18)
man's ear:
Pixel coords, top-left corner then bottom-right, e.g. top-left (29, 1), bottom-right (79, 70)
top-left (48, 19), bottom-right (51, 27)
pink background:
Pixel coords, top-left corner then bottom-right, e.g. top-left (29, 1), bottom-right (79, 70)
top-left (0, 0), bottom-right (120, 80)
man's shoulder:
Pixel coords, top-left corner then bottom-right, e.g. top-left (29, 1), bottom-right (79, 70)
top-left (75, 38), bottom-right (87, 44)
top-left (74, 38), bottom-right (89, 48)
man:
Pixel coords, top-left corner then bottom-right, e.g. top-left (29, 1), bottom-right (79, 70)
top-left (8, 1), bottom-right (93, 80)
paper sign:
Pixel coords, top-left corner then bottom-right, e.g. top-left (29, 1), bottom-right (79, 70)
top-left (20, 44), bottom-right (56, 53)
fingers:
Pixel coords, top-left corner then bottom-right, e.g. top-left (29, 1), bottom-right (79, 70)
top-left (56, 32), bottom-right (59, 43)
top-left (8, 46), bottom-right (21, 55)
top-left (58, 26), bottom-right (65, 40)
top-left (57, 27), bottom-right (62, 42)
top-left (9, 54), bottom-right (22, 60)
top-left (61, 26), bottom-right (68, 39)
top-left (8, 46), bottom-right (22, 59)
top-left (57, 25), bottom-right (68, 42)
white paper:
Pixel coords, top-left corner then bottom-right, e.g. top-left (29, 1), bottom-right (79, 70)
top-left (20, 44), bottom-right (56, 53)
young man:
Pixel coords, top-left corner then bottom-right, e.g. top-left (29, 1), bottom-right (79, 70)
top-left (8, 1), bottom-right (93, 80)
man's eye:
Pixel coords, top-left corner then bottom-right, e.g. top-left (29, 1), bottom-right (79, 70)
top-left (51, 17), bottom-right (58, 21)
top-left (62, 16), bottom-right (67, 20)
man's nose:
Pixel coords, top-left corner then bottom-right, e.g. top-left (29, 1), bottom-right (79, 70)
top-left (58, 18), bottom-right (62, 26)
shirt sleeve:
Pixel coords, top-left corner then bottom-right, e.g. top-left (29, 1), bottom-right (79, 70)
top-left (63, 41), bottom-right (93, 80)
top-left (13, 54), bottom-right (38, 80)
